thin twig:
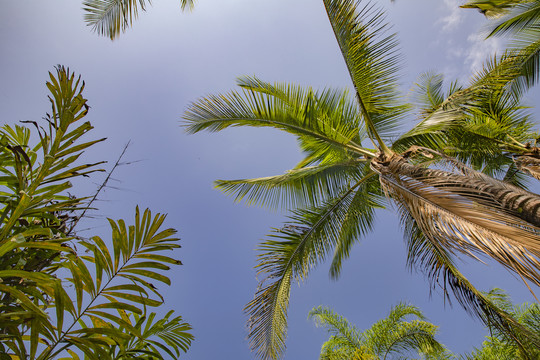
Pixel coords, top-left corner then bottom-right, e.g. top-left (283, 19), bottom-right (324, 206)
top-left (67, 141), bottom-right (131, 235)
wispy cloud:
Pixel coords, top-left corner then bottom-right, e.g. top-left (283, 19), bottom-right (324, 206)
top-left (434, 0), bottom-right (504, 79)
top-left (465, 33), bottom-right (502, 74)
top-left (439, 0), bottom-right (463, 32)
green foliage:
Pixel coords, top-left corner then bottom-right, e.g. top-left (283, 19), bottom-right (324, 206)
top-left (463, 0), bottom-right (540, 91)
top-left (83, 0), bottom-right (196, 40)
top-left (464, 289), bottom-right (540, 360)
top-left (0, 66), bottom-right (105, 334)
top-left (311, 293), bottom-right (540, 360)
top-left (309, 304), bottom-right (448, 360)
top-left (0, 67), bottom-right (192, 359)
top-left (460, 0), bottom-right (519, 18)
top-left (184, 1), bottom-right (540, 359)
top-left (323, 0), bottom-right (409, 147)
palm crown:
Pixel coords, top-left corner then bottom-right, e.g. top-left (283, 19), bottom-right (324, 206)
top-left (184, 0), bottom-right (540, 359)
top-left (309, 303), bottom-right (448, 359)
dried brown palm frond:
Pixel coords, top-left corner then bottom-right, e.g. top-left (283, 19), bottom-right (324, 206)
top-left (406, 145), bottom-right (536, 192)
top-left (371, 153), bottom-right (540, 286)
top-left (515, 154), bottom-right (540, 180)
top-left (378, 153), bottom-right (540, 227)
top-left (402, 215), bottom-right (540, 356)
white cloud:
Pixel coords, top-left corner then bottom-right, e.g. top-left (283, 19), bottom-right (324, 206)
top-left (439, 0), bottom-right (463, 32)
top-left (465, 33), bottom-right (502, 74)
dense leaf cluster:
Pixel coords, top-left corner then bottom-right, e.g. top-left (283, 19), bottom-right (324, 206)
top-left (0, 67), bottom-right (192, 359)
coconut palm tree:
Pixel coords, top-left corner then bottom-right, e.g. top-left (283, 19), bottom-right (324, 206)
top-left (309, 303), bottom-right (449, 360)
top-left (82, 0), bottom-right (196, 40)
top-left (183, 0), bottom-right (540, 359)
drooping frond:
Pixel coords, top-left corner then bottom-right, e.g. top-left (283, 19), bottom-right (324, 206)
top-left (245, 173), bottom-right (379, 360)
top-left (401, 215), bottom-right (540, 358)
top-left (510, 24), bottom-right (540, 91)
top-left (183, 78), bottom-right (370, 158)
top-left (323, 0), bottom-right (408, 146)
top-left (327, 171), bottom-right (383, 279)
top-left (83, 0), bottom-right (150, 39)
top-left (515, 154), bottom-right (540, 180)
top-left (237, 77), bottom-right (372, 160)
top-left (83, 0), bottom-right (196, 40)
top-left (215, 159), bottom-right (368, 210)
top-left (372, 154), bottom-right (540, 287)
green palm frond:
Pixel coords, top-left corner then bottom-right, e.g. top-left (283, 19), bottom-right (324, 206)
top-left (448, 92), bottom-right (534, 172)
top-left (0, 67), bottom-right (105, 240)
top-left (395, 56), bottom-right (540, 184)
top-left (108, 310), bottom-right (193, 359)
top-left (245, 173), bottom-right (379, 360)
top-left (463, 288), bottom-right (540, 359)
top-left (410, 72), bottom-right (450, 119)
top-left (0, 67), bottom-right (105, 344)
top-left (395, 52), bottom-right (527, 154)
top-left (461, 0), bottom-right (520, 18)
top-left (327, 171), bottom-right (383, 279)
top-left (365, 303), bottom-right (443, 358)
top-left (83, 0), bottom-right (151, 40)
top-left (33, 207), bottom-right (182, 359)
top-left (237, 77), bottom-right (372, 159)
top-left (319, 338), bottom-right (362, 360)
top-left (215, 159), bottom-right (368, 210)
top-left (309, 306), bottom-right (364, 350)
top-left (184, 77), bottom-right (370, 157)
top-left (323, 0), bottom-right (408, 149)
top-left (207, 79), bottom-right (374, 212)
top-left (488, 0), bottom-right (540, 37)
top-left (1, 208), bottom-right (189, 360)
top-left (462, 0), bottom-right (540, 92)
top-left (393, 72), bottom-right (463, 154)
top-left (310, 303), bottom-right (445, 359)
top-left (509, 24), bottom-right (540, 91)
top-left (83, 0), bottom-right (196, 40)
top-left (0, 68), bottom-right (191, 360)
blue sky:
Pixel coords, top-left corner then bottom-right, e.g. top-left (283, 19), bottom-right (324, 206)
top-left (1, 0), bottom-right (538, 358)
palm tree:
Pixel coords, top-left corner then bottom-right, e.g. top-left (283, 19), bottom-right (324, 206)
top-left (464, 288), bottom-right (540, 360)
top-left (184, 0), bottom-right (540, 359)
top-left (309, 304), bottom-right (448, 360)
top-left (82, 0), bottom-right (196, 40)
